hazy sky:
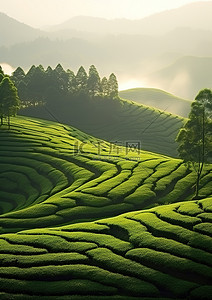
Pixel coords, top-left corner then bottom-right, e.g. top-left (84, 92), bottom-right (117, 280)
top-left (0, 0), bottom-right (210, 28)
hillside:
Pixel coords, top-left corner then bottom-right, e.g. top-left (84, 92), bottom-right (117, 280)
top-left (119, 88), bottom-right (192, 117)
top-left (0, 115), bottom-right (211, 233)
top-left (0, 13), bottom-right (44, 46)
top-left (20, 96), bottom-right (185, 158)
top-left (0, 198), bottom-right (212, 299)
top-left (0, 116), bottom-right (212, 299)
top-left (148, 56), bottom-right (212, 99)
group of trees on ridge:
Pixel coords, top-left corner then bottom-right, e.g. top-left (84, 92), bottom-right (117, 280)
top-left (11, 64), bottom-right (119, 105)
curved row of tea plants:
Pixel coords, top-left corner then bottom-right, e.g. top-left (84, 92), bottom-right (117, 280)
top-left (0, 116), bottom-right (212, 299)
top-left (0, 116), bottom-right (211, 234)
top-left (0, 197), bottom-right (212, 299)
top-left (119, 87), bottom-right (192, 118)
top-left (21, 95), bottom-right (184, 157)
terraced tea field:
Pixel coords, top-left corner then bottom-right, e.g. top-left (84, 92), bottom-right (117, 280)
top-left (1, 198), bottom-right (212, 299)
top-left (21, 96), bottom-right (184, 157)
top-left (0, 116), bottom-right (212, 299)
top-left (119, 88), bottom-right (192, 118)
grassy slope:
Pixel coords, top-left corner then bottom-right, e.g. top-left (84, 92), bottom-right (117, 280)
top-left (20, 96), bottom-right (185, 158)
top-left (0, 116), bottom-right (212, 299)
top-left (119, 87), bottom-right (192, 118)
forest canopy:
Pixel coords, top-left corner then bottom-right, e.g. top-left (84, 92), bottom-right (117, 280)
top-left (11, 64), bottom-right (119, 105)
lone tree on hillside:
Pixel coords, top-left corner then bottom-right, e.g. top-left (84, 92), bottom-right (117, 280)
top-left (0, 76), bottom-right (21, 127)
top-left (176, 88), bottom-right (212, 198)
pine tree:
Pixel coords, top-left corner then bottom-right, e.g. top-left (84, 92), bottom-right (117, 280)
top-left (87, 65), bottom-right (101, 97)
top-left (11, 67), bottom-right (25, 84)
top-left (67, 69), bottom-right (77, 94)
top-left (54, 64), bottom-right (69, 94)
top-left (26, 65), bottom-right (46, 101)
top-left (75, 66), bottom-right (88, 95)
top-left (108, 73), bottom-right (119, 99)
top-left (101, 77), bottom-right (108, 97)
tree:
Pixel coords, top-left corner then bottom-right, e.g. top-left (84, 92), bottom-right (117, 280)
top-left (176, 88), bottom-right (212, 198)
top-left (108, 73), bottom-right (119, 99)
top-left (101, 77), bottom-right (109, 97)
top-left (67, 69), bottom-right (77, 95)
top-left (0, 70), bottom-right (4, 125)
top-left (0, 73), bottom-right (4, 84)
top-left (11, 67), bottom-right (25, 86)
top-left (54, 64), bottom-right (69, 94)
top-left (0, 77), bottom-right (21, 127)
top-left (75, 66), bottom-right (88, 95)
top-left (26, 65), bottom-right (46, 101)
top-left (0, 66), bottom-right (4, 76)
top-left (87, 65), bottom-right (101, 97)
top-left (11, 67), bottom-right (26, 101)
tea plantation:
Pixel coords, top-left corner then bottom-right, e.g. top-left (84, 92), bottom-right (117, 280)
top-left (20, 96), bottom-right (184, 158)
top-left (119, 88), bottom-right (192, 118)
top-left (0, 116), bottom-right (212, 299)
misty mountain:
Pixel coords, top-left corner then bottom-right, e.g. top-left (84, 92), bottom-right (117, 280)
top-left (0, 13), bottom-right (45, 46)
top-left (1, 26), bottom-right (212, 90)
top-left (48, 16), bottom-right (136, 35)
top-left (48, 1), bottom-right (212, 35)
top-left (1, 1), bottom-right (212, 99)
top-left (0, 34), bottom-right (157, 72)
top-left (147, 56), bottom-right (212, 99)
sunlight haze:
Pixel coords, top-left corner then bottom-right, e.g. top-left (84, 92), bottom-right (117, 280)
top-left (0, 0), bottom-right (210, 27)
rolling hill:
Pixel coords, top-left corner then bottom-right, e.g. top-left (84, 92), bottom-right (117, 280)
top-left (20, 96), bottom-right (185, 158)
top-left (119, 88), bottom-right (192, 117)
top-left (0, 115), bottom-right (211, 233)
top-left (0, 115), bottom-right (212, 299)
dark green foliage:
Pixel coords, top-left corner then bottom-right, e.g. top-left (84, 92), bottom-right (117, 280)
top-left (177, 89), bottom-right (212, 197)
top-left (0, 76), bottom-right (20, 126)
top-left (190, 286), bottom-right (212, 300)
top-left (12, 64), bottom-right (119, 107)
top-left (108, 73), bottom-right (119, 99)
top-left (87, 65), bottom-right (101, 97)
top-left (75, 66), bottom-right (88, 95)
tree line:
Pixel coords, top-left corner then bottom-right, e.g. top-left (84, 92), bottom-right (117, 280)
top-left (11, 64), bottom-right (119, 105)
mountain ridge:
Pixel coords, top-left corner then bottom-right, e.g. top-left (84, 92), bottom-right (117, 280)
top-left (47, 1), bottom-right (212, 35)
top-left (0, 12), bottom-right (44, 46)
